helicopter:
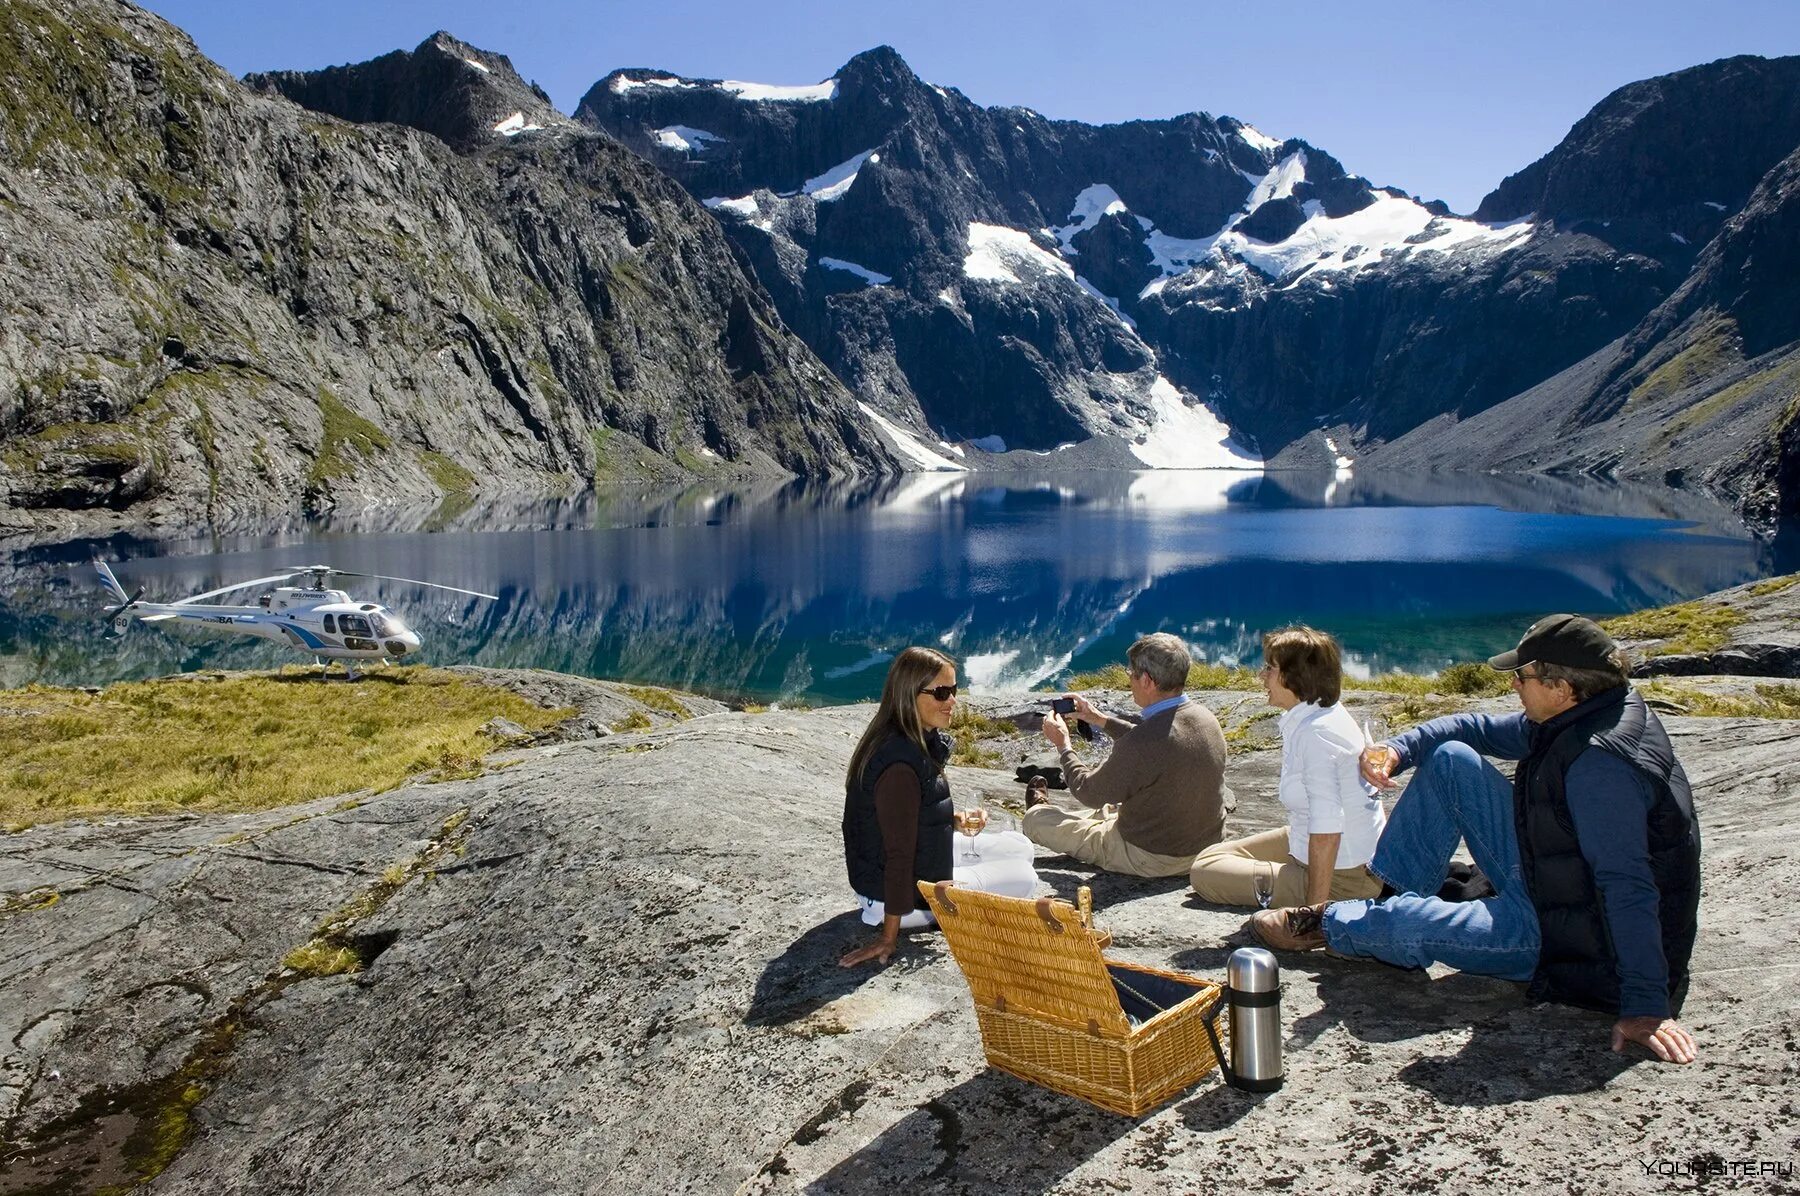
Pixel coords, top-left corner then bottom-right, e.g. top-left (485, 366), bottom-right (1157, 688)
top-left (95, 561), bottom-right (498, 680)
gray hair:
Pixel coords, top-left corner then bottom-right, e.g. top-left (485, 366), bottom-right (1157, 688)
top-left (1535, 649), bottom-right (1632, 702)
top-left (1127, 633), bottom-right (1191, 693)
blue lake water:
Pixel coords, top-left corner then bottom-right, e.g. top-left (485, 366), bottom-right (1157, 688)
top-left (3, 470), bottom-right (1795, 702)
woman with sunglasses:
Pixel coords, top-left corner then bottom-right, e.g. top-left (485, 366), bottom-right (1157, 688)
top-left (1189, 626), bottom-right (1387, 910)
top-left (839, 647), bottom-right (1038, 967)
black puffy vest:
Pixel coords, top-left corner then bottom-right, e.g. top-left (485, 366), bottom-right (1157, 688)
top-left (1513, 687), bottom-right (1701, 1015)
top-left (843, 729), bottom-right (955, 909)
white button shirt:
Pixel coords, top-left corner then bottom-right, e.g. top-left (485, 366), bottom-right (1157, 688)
top-left (1276, 700), bottom-right (1387, 867)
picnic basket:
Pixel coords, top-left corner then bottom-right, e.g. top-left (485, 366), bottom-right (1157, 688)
top-left (917, 880), bottom-right (1225, 1117)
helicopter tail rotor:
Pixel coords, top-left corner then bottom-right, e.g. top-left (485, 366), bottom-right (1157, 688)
top-left (95, 562), bottom-right (147, 637)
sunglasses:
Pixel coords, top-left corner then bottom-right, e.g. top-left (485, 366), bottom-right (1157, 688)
top-left (918, 684), bottom-right (959, 701)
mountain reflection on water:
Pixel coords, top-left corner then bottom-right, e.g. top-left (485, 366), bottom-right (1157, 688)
top-left (4, 470), bottom-right (1795, 702)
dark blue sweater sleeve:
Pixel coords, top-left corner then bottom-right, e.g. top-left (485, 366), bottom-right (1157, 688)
top-left (1390, 711), bottom-right (1532, 772)
top-left (1563, 751), bottom-right (1671, 1019)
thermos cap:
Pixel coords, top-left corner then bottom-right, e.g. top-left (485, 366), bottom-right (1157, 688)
top-left (1227, 945), bottom-right (1280, 993)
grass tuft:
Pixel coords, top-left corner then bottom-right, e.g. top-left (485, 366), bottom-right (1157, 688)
top-left (949, 705), bottom-right (1016, 766)
top-left (1601, 601), bottom-right (1741, 657)
top-left (1640, 682), bottom-right (1800, 720)
top-left (610, 710), bottom-right (653, 734)
top-left (0, 670), bottom-right (571, 825)
top-left (622, 685), bottom-right (690, 719)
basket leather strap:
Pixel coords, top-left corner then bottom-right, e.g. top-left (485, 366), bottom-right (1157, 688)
top-left (934, 881), bottom-right (959, 915)
top-left (1033, 897), bottom-right (1064, 933)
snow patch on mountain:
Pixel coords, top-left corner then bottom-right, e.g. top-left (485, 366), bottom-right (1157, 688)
top-left (964, 222), bottom-right (1076, 284)
top-left (818, 256), bottom-right (891, 285)
top-left (1052, 184), bottom-right (1129, 254)
top-left (654, 125), bottom-right (725, 152)
top-left (857, 403), bottom-right (969, 472)
top-left (493, 112), bottom-right (544, 136)
top-left (719, 78), bottom-right (838, 102)
top-left (463, 58), bottom-right (490, 74)
top-left (804, 150), bottom-right (877, 201)
top-left (1230, 195), bottom-right (1532, 281)
top-left (609, 73), bottom-right (837, 102)
top-left (1130, 377), bottom-right (1263, 469)
top-left (1242, 150), bottom-right (1308, 213)
top-left (610, 75), bottom-right (694, 94)
top-left (1236, 123), bottom-right (1283, 152)
top-left (967, 435), bottom-right (1007, 453)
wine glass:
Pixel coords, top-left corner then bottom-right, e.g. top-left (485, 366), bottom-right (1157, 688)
top-left (1362, 712), bottom-right (1391, 750)
top-left (1252, 866), bottom-right (1275, 910)
top-left (959, 807), bottom-right (989, 861)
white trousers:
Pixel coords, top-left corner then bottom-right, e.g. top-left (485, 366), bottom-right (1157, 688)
top-left (857, 830), bottom-right (1040, 928)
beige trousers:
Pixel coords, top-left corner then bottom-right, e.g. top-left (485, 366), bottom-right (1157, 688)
top-left (1021, 802), bottom-right (1200, 878)
top-left (1188, 827), bottom-right (1384, 909)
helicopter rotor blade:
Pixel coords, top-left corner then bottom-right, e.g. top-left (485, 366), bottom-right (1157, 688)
top-left (328, 570), bottom-right (499, 601)
top-left (173, 573), bottom-right (307, 606)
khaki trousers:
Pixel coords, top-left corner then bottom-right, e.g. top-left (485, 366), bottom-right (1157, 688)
top-left (1188, 827), bottom-right (1384, 909)
top-left (1021, 801), bottom-right (1200, 878)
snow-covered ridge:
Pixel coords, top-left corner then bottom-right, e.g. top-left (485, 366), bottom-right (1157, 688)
top-left (654, 125), bottom-right (725, 152)
top-left (818, 257), bottom-right (891, 285)
top-left (804, 150), bottom-right (877, 201)
top-left (610, 72), bottom-right (837, 102)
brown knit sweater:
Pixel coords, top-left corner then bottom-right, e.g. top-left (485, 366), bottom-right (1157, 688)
top-left (1059, 700), bottom-right (1229, 856)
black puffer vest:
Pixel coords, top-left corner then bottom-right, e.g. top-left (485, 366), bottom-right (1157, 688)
top-left (843, 728), bottom-right (955, 908)
top-left (1513, 687), bottom-right (1701, 1015)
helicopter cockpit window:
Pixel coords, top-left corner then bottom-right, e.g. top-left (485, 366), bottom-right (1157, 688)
top-left (338, 614), bottom-right (372, 638)
top-left (322, 614), bottom-right (338, 634)
top-left (369, 614), bottom-right (400, 637)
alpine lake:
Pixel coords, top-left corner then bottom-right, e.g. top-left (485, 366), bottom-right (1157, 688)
top-left (4, 469), bottom-right (1798, 703)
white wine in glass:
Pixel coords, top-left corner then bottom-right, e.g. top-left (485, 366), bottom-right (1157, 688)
top-left (959, 807), bottom-right (988, 862)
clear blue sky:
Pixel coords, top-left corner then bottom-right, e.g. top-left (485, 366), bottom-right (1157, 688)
top-left (138, 0), bottom-right (1800, 213)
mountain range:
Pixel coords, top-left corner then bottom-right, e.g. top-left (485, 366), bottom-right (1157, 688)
top-left (4, 1), bottom-right (1799, 534)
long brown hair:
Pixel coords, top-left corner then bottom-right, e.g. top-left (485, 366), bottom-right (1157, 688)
top-left (846, 647), bottom-right (956, 791)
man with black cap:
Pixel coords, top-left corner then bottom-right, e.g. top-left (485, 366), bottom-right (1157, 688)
top-left (1251, 614), bottom-right (1702, 1064)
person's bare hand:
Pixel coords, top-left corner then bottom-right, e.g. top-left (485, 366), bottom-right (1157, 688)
top-left (1359, 744), bottom-right (1399, 789)
top-left (1062, 692), bottom-right (1101, 725)
top-left (1612, 1016), bottom-right (1698, 1064)
top-left (838, 934), bottom-right (899, 968)
top-left (1042, 711), bottom-right (1071, 751)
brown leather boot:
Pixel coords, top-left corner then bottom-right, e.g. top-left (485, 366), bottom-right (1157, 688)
top-left (1250, 902), bottom-right (1328, 952)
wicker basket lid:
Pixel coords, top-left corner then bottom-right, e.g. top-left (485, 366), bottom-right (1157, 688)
top-left (917, 881), bottom-right (1131, 1037)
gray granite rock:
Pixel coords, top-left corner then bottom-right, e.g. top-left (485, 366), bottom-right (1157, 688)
top-left (1, 687), bottom-right (1795, 1194)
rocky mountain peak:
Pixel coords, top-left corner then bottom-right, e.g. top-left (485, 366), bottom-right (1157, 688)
top-left (245, 32), bottom-right (577, 153)
top-left (1473, 54), bottom-right (1800, 254)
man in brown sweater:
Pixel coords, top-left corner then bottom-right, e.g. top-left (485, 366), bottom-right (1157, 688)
top-left (1023, 633), bottom-right (1231, 877)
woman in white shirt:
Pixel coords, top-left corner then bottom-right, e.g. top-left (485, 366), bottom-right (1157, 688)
top-left (1189, 627), bottom-right (1387, 909)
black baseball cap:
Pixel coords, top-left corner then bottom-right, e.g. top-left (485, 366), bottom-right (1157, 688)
top-left (1488, 614), bottom-right (1619, 672)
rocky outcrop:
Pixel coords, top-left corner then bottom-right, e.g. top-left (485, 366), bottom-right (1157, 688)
top-left (244, 32), bottom-right (577, 153)
top-left (2, 674), bottom-right (1795, 1191)
top-left (0, 2), bottom-right (892, 537)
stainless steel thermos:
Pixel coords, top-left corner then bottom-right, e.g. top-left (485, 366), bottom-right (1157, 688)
top-left (1224, 946), bottom-right (1283, 1091)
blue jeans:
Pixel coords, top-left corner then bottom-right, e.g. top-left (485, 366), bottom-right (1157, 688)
top-left (1323, 742), bottom-right (1540, 981)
